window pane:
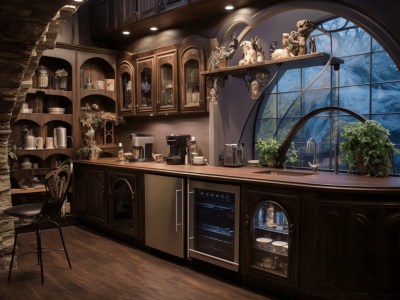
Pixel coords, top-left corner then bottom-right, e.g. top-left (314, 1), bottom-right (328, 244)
top-left (311, 32), bottom-right (332, 54)
top-left (302, 65), bottom-right (331, 90)
top-left (277, 69), bottom-right (301, 93)
top-left (302, 89), bottom-right (331, 115)
top-left (277, 92), bottom-right (301, 118)
top-left (255, 118), bottom-right (277, 140)
top-left (372, 82), bottom-right (400, 113)
top-left (332, 28), bottom-right (371, 57)
top-left (258, 93), bottom-right (277, 118)
top-left (339, 54), bottom-right (371, 86)
top-left (372, 38), bottom-right (383, 52)
top-left (372, 52), bottom-right (400, 82)
top-left (339, 85), bottom-right (370, 115)
top-left (371, 114), bottom-right (400, 144)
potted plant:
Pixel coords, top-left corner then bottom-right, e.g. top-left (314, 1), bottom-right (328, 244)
top-left (256, 137), bottom-right (298, 167)
top-left (340, 120), bottom-right (398, 177)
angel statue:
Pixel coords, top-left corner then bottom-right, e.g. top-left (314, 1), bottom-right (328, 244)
top-left (239, 40), bottom-right (257, 65)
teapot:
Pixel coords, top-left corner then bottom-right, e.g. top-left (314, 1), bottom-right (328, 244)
top-left (24, 130), bottom-right (36, 150)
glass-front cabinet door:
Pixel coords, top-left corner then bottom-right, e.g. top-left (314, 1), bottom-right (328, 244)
top-left (157, 50), bottom-right (178, 113)
top-left (180, 47), bottom-right (206, 112)
top-left (253, 201), bottom-right (290, 277)
top-left (242, 187), bottom-right (299, 290)
top-left (118, 61), bottom-right (135, 115)
top-left (136, 56), bottom-right (155, 115)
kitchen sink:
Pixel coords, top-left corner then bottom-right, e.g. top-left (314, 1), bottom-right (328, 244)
top-left (254, 169), bottom-right (316, 176)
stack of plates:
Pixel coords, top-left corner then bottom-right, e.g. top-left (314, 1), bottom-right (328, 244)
top-left (48, 107), bottom-right (65, 114)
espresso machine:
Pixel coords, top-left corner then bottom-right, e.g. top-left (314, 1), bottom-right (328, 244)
top-left (166, 134), bottom-right (190, 165)
top-left (130, 133), bottom-right (154, 162)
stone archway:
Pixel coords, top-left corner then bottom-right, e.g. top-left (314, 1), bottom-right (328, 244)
top-left (0, 0), bottom-right (80, 271)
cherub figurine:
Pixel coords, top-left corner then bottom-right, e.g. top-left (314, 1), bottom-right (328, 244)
top-left (238, 41), bottom-right (257, 65)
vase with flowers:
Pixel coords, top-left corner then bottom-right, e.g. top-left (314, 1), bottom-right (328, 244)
top-left (78, 103), bottom-right (123, 160)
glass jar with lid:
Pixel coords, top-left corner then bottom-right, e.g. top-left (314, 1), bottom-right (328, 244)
top-left (37, 65), bottom-right (49, 88)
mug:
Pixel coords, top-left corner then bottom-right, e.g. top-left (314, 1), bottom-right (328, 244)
top-left (35, 137), bottom-right (44, 149)
top-left (45, 137), bottom-right (54, 149)
top-left (152, 153), bottom-right (163, 163)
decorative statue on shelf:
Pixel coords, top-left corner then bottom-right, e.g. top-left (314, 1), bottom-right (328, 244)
top-left (271, 19), bottom-right (316, 60)
top-left (251, 36), bottom-right (265, 62)
top-left (239, 40), bottom-right (257, 65)
top-left (296, 19), bottom-right (316, 55)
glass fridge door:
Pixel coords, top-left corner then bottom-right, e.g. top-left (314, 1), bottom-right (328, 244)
top-left (252, 201), bottom-right (289, 277)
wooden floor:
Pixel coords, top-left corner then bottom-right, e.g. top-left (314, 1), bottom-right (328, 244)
top-left (0, 226), bottom-right (274, 300)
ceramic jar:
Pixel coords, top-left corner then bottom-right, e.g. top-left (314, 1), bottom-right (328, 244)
top-left (21, 158), bottom-right (32, 169)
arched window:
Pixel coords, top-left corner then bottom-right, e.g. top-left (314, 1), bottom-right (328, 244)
top-left (254, 17), bottom-right (400, 174)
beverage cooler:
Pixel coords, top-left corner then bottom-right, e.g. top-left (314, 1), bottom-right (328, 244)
top-left (188, 180), bottom-right (240, 272)
top-left (242, 188), bottom-right (299, 289)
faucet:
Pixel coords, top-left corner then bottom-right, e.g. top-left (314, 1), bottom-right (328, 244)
top-left (306, 138), bottom-right (319, 172)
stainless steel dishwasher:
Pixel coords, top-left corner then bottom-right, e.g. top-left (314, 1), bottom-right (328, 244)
top-left (145, 174), bottom-right (185, 258)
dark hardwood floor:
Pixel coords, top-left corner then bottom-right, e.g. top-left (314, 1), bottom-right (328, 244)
top-left (0, 226), bottom-right (274, 300)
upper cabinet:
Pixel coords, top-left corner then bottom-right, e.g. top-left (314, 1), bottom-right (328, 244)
top-left (138, 0), bottom-right (157, 19)
top-left (157, 50), bottom-right (178, 113)
top-left (117, 60), bottom-right (135, 115)
top-left (90, 0), bottom-right (116, 37)
top-left (158, 0), bottom-right (189, 13)
top-left (135, 49), bottom-right (178, 115)
top-left (117, 37), bottom-right (208, 117)
top-left (117, 0), bottom-right (138, 26)
top-left (179, 46), bottom-right (206, 112)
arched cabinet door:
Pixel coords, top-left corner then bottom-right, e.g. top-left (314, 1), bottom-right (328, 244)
top-left (179, 46), bottom-right (206, 112)
top-left (241, 187), bottom-right (299, 290)
top-left (108, 172), bottom-right (140, 239)
top-left (117, 60), bottom-right (135, 115)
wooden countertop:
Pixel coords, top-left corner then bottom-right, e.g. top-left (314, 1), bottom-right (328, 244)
top-left (75, 158), bottom-right (400, 193)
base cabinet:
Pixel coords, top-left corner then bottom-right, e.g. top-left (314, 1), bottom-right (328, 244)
top-left (74, 163), bottom-right (144, 243)
top-left (312, 195), bottom-right (400, 299)
top-left (241, 186), bottom-right (299, 295)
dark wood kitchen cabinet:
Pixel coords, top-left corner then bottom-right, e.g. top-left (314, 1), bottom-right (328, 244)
top-left (74, 162), bottom-right (144, 243)
top-left (312, 195), bottom-right (400, 299)
top-left (179, 44), bottom-right (207, 113)
top-left (135, 49), bottom-right (178, 115)
top-left (74, 165), bottom-right (107, 226)
top-left (241, 186), bottom-right (300, 294)
top-left (117, 59), bottom-right (135, 115)
top-left (117, 0), bottom-right (138, 26)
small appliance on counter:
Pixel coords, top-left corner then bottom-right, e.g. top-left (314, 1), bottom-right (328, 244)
top-left (166, 134), bottom-right (190, 165)
top-left (129, 133), bottom-right (154, 162)
top-left (224, 143), bottom-right (244, 167)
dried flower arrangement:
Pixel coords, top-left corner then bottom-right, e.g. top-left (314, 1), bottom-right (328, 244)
top-left (78, 103), bottom-right (123, 159)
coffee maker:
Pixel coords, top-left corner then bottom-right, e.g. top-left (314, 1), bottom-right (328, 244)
top-left (130, 133), bottom-right (154, 162)
top-left (166, 134), bottom-right (190, 165)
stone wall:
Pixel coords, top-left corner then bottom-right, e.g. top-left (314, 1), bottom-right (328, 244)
top-left (0, 0), bottom-right (80, 271)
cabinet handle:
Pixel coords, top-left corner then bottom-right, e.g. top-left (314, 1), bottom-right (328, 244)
top-left (175, 188), bottom-right (182, 232)
top-left (245, 214), bottom-right (250, 232)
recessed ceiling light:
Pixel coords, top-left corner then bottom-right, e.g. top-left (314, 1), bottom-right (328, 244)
top-left (74, 0), bottom-right (84, 2)
top-left (122, 31), bottom-right (130, 35)
top-left (150, 26), bottom-right (158, 31)
top-left (225, 5), bottom-right (234, 10)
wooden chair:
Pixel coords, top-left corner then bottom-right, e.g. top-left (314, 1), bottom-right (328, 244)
top-left (4, 158), bottom-right (73, 284)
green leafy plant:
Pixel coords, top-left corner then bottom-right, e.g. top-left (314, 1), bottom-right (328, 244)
top-left (340, 120), bottom-right (398, 177)
top-left (256, 137), bottom-right (298, 167)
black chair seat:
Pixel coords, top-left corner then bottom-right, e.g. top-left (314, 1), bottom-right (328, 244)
top-left (4, 203), bottom-right (43, 218)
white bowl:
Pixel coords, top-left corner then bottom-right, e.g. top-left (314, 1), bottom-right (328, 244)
top-left (48, 107), bottom-right (65, 114)
top-left (193, 156), bottom-right (204, 165)
top-left (256, 237), bottom-right (273, 245)
top-left (21, 108), bottom-right (33, 113)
